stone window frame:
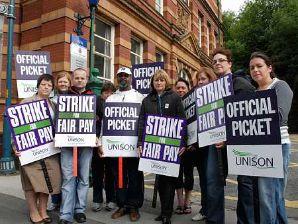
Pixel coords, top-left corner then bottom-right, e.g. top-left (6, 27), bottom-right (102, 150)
top-left (155, 49), bottom-right (165, 62)
top-left (94, 18), bottom-right (115, 81)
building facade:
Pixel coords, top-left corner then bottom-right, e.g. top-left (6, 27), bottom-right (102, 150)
top-left (0, 0), bottom-right (223, 150)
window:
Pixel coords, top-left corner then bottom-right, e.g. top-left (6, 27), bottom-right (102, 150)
top-left (156, 50), bottom-right (165, 62)
top-left (94, 19), bottom-right (114, 80)
top-left (182, 0), bottom-right (189, 6)
top-left (155, 0), bottom-right (163, 15)
top-left (131, 37), bottom-right (143, 65)
top-left (198, 14), bottom-right (203, 48)
top-left (179, 69), bottom-right (190, 82)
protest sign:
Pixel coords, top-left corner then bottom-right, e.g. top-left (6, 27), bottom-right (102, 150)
top-left (15, 50), bottom-right (52, 98)
top-left (138, 115), bottom-right (186, 177)
top-left (224, 89), bottom-right (283, 178)
top-left (55, 95), bottom-right (97, 147)
top-left (70, 34), bottom-right (87, 71)
top-left (182, 87), bottom-right (197, 146)
top-left (6, 99), bottom-right (59, 165)
top-left (102, 102), bottom-right (141, 157)
top-left (132, 62), bottom-right (164, 94)
top-left (196, 74), bottom-right (233, 147)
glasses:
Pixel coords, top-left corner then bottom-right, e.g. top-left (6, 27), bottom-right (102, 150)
top-left (117, 73), bottom-right (130, 78)
top-left (212, 58), bottom-right (228, 65)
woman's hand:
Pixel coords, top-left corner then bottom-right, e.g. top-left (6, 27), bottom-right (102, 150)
top-left (13, 147), bottom-right (21, 157)
top-left (138, 146), bottom-right (143, 158)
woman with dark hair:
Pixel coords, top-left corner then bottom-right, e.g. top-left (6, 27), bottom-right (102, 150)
top-left (14, 74), bottom-right (61, 224)
top-left (138, 69), bottom-right (186, 224)
top-left (249, 52), bottom-right (293, 223)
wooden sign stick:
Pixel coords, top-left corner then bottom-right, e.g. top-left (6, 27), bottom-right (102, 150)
top-left (73, 146), bottom-right (78, 176)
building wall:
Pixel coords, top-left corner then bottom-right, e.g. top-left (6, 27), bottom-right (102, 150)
top-left (0, 0), bottom-right (223, 151)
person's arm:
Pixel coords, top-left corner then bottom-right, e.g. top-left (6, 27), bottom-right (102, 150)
top-left (233, 76), bottom-right (255, 95)
top-left (274, 81), bottom-right (293, 126)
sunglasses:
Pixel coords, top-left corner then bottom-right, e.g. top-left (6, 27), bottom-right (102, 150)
top-left (117, 73), bottom-right (130, 78)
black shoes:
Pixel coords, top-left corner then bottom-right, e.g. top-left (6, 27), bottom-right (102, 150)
top-left (74, 213), bottom-right (86, 223)
top-left (161, 216), bottom-right (171, 224)
top-left (155, 214), bottom-right (162, 221)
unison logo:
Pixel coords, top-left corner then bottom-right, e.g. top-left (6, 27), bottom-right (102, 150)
top-left (209, 130), bottom-right (225, 139)
top-left (107, 139), bottom-right (135, 151)
top-left (67, 136), bottom-right (84, 143)
top-left (233, 149), bottom-right (275, 169)
top-left (150, 161), bottom-right (167, 171)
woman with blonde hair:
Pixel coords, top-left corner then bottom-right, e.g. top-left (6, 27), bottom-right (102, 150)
top-left (138, 69), bottom-right (186, 224)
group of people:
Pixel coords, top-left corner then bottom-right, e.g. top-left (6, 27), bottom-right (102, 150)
top-left (13, 47), bottom-right (293, 224)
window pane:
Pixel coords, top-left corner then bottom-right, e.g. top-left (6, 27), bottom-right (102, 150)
top-left (94, 37), bottom-right (111, 56)
top-left (94, 54), bottom-right (111, 79)
top-left (95, 19), bottom-right (111, 40)
top-left (131, 39), bottom-right (140, 55)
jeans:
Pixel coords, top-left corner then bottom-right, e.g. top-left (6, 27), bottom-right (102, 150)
top-left (60, 147), bottom-right (93, 222)
top-left (237, 175), bottom-right (257, 224)
top-left (206, 145), bottom-right (225, 224)
top-left (194, 146), bottom-right (209, 216)
top-left (258, 143), bottom-right (291, 224)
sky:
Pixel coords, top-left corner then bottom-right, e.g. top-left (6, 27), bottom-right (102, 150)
top-left (221, 0), bottom-right (248, 13)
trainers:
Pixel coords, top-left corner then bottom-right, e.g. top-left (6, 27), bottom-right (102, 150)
top-left (47, 202), bottom-right (59, 211)
top-left (105, 202), bottom-right (117, 211)
top-left (92, 202), bottom-right (103, 212)
top-left (192, 212), bottom-right (206, 221)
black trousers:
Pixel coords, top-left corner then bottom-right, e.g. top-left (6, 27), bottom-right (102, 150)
top-left (158, 175), bottom-right (177, 218)
top-left (113, 157), bottom-right (144, 209)
top-left (91, 150), bottom-right (116, 203)
top-left (176, 150), bottom-right (195, 190)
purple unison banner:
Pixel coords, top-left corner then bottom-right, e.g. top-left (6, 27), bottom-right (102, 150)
top-left (132, 62), bottom-right (164, 94)
top-left (224, 89), bottom-right (283, 178)
top-left (182, 87), bottom-right (197, 146)
top-left (196, 74), bottom-right (234, 147)
top-left (138, 115), bottom-right (186, 177)
top-left (102, 102), bottom-right (141, 157)
top-left (6, 99), bottom-right (59, 166)
top-left (55, 95), bottom-right (97, 147)
top-left (15, 50), bottom-right (52, 98)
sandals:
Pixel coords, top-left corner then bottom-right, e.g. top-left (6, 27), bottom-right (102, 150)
top-left (183, 205), bottom-right (192, 214)
top-left (174, 206), bottom-right (184, 215)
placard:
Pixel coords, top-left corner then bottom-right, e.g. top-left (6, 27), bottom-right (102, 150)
top-left (138, 115), bottom-right (186, 177)
top-left (102, 102), bottom-right (141, 157)
top-left (224, 89), bottom-right (283, 178)
top-left (6, 99), bottom-right (59, 165)
top-left (55, 95), bottom-right (97, 147)
top-left (197, 74), bottom-right (233, 147)
top-left (15, 50), bottom-right (52, 98)
top-left (132, 62), bottom-right (164, 94)
top-left (182, 87), bottom-right (197, 146)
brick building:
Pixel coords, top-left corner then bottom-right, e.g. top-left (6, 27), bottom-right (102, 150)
top-left (0, 0), bottom-right (223, 151)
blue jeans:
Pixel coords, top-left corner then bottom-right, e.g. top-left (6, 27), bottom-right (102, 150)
top-left (206, 145), bottom-right (225, 223)
top-left (60, 147), bottom-right (93, 222)
top-left (258, 143), bottom-right (291, 224)
top-left (237, 175), bottom-right (256, 224)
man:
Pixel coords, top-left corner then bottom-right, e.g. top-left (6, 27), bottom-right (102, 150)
top-left (206, 48), bottom-right (255, 224)
top-left (59, 68), bottom-right (94, 224)
top-left (100, 67), bottom-right (144, 222)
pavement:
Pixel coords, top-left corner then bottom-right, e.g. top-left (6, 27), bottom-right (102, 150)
top-left (0, 135), bottom-right (298, 223)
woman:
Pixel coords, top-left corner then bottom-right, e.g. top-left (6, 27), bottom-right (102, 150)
top-left (138, 69), bottom-right (186, 224)
top-left (249, 52), bottom-right (293, 223)
top-left (191, 67), bottom-right (218, 221)
top-left (174, 77), bottom-right (192, 215)
top-left (47, 71), bottom-right (71, 211)
top-left (14, 74), bottom-right (61, 224)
